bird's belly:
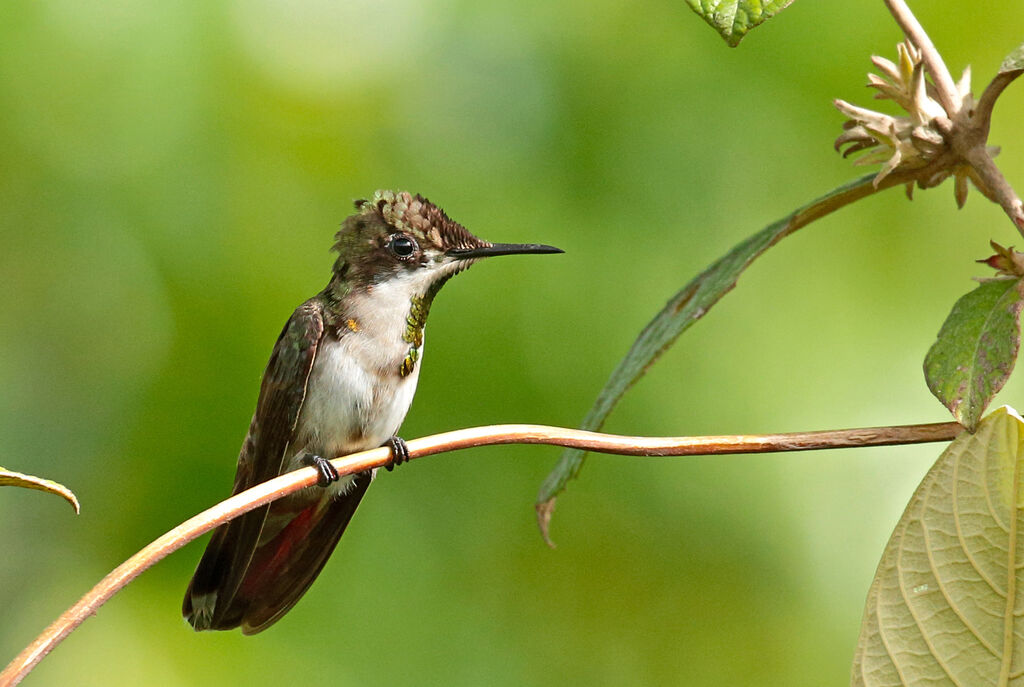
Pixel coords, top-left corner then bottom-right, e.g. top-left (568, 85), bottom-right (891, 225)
top-left (293, 335), bottom-right (421, 465)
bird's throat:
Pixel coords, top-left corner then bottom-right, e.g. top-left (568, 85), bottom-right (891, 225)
top-left (399, 272), bottom-right (453, 377)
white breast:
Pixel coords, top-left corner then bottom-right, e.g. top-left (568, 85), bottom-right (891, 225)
top-left (287, 334), bottom-right (420, 497)
top-left (289, 273), bottom-right (433, 492)
top-left (297, 333), bottom-right (421, 456)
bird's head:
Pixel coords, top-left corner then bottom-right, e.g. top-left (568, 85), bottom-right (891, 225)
top-left (331, 190), bottom-right (561, 296)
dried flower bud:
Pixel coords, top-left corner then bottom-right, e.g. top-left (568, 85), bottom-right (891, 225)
top-left (834, 39), bottom-right (977, 204)
top-left (978, 240), bottom-right (1024, 278)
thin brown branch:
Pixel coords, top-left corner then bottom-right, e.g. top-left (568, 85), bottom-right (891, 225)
top-left (882, 2), bottom-right (1024, 233)
top-left (836, 5), bottom-right (1024, 232)
top-left (962, 147), bottom-right (1024, 233)
top-left (0, 420), bottom-right (963, 687)
top-left (421, 421), bottom-right (964, 455)
top-left (968, 67), bottom-right (1024, 234)
top-left (975, 69), bottom-right (1023, 134)
top-left (882, 0), bottom-right (960, 114)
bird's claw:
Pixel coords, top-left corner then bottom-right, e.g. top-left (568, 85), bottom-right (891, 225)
top-left (384, 436), bottom-right (410, 472)
top-left (304, 453), bottom-right (339, 487)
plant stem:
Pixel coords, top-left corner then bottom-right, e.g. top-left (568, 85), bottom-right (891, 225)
top-left (0, 420), bottom-right (962, 687)
top-left (962, 147), bottom-right (1024, 233)
top-left (882, 0), bottom-right (960, 114)
top-left (881, 0), bottom-right (1024, 233)
top-left (975, 69), bottom-right (1022, 133)
top-left (970, 67), bottom-right (1024, 233)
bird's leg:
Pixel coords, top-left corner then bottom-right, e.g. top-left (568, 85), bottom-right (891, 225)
top-left (303, 453), bottom-right (339, 487)
top-left (384, 436), bottom-right (410, 472)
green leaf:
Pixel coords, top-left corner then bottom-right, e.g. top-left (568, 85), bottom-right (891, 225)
top-left (924, 277), bottom-right (1024, 431)
top-left (0, 466), bottom-right (80, 513)
top-left (998, 42), bottom-right (1024, 75)
top-left (535, 174), bottom-right (881, 544)
top-left (851, 406), bottom-right (1022, 686)
top-left (684, 0), bottom-right (796, 47)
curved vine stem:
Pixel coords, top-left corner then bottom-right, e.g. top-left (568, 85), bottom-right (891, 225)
top-left (0, 419), bottom-right (962, 687)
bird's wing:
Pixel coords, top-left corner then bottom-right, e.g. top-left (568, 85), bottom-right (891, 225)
top-left (183, 299), bottom-right (326, 630)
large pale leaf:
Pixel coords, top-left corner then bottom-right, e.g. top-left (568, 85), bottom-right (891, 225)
top-left (0, 466), bottom-right (80, 513)
top-left (924, 278), bottom-right (1024, 432)
top-left (851, 406), bottom-right (1024, 686)
top-left (684, 0), bottom-right (796, 47)
top-left (535, 174), bottom-right (880, 542)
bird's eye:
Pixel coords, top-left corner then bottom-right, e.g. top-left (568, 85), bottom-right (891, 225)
top-left (388, 234), bottom-right (418, 259)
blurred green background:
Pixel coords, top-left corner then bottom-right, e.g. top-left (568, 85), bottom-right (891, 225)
top-left (2, 1), bottom-right (1023, 685)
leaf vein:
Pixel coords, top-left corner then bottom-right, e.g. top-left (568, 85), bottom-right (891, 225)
top-left (996, 420), bottom-right (1022, 684)
top-left (954, 444), bottom-right (1008, 599)
top-left (900, 487), bottom-right (965, 686)
top-left (932, 453), bottom-right (1003, 657)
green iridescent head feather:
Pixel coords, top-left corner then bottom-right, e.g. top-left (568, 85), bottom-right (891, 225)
top-left (333, 191), bottom-right (486, 259)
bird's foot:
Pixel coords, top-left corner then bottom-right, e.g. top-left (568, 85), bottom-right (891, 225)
top-left (384, 436), bottom-right (410, 472)
top-left (303, 453), bottom-right (339, 487)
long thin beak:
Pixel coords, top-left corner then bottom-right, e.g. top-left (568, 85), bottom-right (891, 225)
top-left (448, 243), bottom-right (563, 259)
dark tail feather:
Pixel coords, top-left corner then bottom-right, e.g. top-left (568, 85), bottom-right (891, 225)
top-left (183, 473), bottom-right (372, 633)
top-left (183, 495), bottom-right (273, 631)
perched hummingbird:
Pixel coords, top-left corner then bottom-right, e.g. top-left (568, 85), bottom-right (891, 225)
top-left (182, 190), bottom-right (561, 633)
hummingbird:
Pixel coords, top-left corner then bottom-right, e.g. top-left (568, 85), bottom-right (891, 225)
top-left (182, 190), bottom-right (561, 633)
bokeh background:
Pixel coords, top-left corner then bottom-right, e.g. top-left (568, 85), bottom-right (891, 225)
top-left (2, 1), bottom-right (1023, 684)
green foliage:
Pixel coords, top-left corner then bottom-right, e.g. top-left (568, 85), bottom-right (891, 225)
top-left (2, 1), bottom-right (1023, 686)
top-left (924, 279), bottom-right (1024, 431)
top-left (684, 0), bottom-right (796, 46)
top-left (851, 407), bottom-right (1021, 686)
top-left (537, 174), bottom-right (878, 514)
